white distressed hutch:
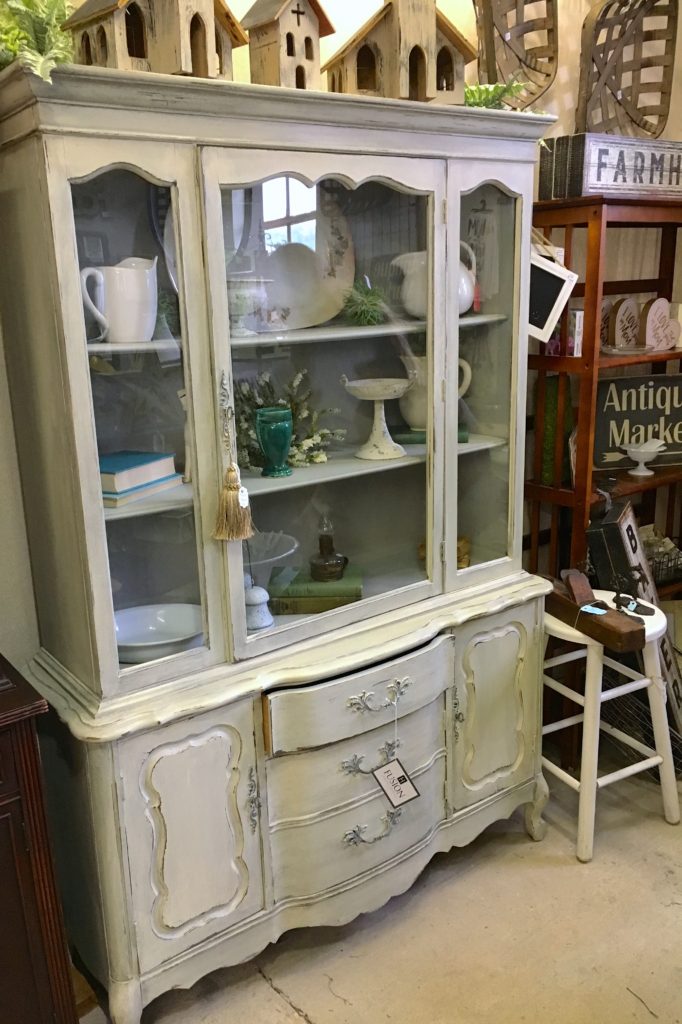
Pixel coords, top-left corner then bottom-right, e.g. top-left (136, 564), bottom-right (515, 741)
top-left (0, 64), bottom-right (552, 1024)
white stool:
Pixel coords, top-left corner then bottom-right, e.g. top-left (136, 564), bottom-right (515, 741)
top-left (543, 589), bottom-right (680, 862)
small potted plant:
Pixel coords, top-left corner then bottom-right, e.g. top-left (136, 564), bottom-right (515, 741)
top-left (0, 0), bottom-right (74, 80)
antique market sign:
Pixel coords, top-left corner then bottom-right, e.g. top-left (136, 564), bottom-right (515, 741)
top-left (582, 135), bottom-right (682, 198)
top-left (594, 375), bottom-right (682, 468)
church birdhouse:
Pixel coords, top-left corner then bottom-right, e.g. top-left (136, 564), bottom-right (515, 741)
top-left (323, 0), bottom-right (476, 104)
top-left (241, 0), bottom-right (334, 91)
top-left (62, 0), bottom-right (248, 79)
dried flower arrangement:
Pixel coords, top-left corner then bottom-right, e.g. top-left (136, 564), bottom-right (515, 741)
top-left (235, 370), bottom-right (346, 469)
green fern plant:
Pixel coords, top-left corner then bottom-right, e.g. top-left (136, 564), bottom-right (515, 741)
top-left (0, 0), bottom-right (74, 80)
top-left (464, 80), bottom-right (527, 110)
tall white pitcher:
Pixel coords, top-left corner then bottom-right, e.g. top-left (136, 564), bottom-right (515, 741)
top-left (81, 256), bottom-right (158, 345)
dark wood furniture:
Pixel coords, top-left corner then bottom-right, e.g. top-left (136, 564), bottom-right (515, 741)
top-left (0, 653), bottom-right (78, 1024)
top-left (527, 195), bottom-right (682, 582)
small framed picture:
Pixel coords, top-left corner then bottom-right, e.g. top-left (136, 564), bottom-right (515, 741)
top-left (528, 251), bottom-right (578, 343)
top-left (78, 232), bottom-right (108, 266)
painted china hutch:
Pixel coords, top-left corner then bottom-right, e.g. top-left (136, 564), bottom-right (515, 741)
top-left (0, 64), bottom-right (552, 1024)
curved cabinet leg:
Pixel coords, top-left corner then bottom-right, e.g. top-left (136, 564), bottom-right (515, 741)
top-left (108, 979), bottom-right (143, 1024)
top-left (523, 774), bottom-right (549, 842)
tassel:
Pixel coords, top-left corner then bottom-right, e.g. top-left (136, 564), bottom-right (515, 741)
top-left (213, 463), bottom-right (255, 541)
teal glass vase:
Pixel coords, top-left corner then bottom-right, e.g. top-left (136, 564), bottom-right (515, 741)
top-left (255, 406), bottom-right (294, 478)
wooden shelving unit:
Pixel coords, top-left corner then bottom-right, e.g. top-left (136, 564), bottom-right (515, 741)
top-left (526, 196), bottom-right (682, 577)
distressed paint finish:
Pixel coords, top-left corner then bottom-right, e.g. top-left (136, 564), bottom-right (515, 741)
top-left (0, 64), bottom-right (552, 1024)
top-left (246, 0), bottom-right (326, 89)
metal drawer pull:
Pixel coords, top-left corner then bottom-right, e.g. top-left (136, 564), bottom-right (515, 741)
top-left (341, 740), bottom-right (399, 776)
top-left (343, 808), bottom-right (403, 847)
top-left (346, 677), bottom-right (411, 714)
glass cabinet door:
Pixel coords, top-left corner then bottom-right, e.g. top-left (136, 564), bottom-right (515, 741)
top-left (70, 166), bottom-right (208, 670)
top-left (203, 152), bottom-right (445, 653)
top-left (456, 182), bottom-right (520, 571)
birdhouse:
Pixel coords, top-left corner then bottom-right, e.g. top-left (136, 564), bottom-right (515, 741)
top-left (241, 0), bottom-right (334, 91)
top-left (322, 0), bottom-right (476, 104)
top-left (62, 0), bottom-right (248, 79)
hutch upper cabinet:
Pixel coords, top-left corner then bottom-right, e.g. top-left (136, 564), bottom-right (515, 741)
top-left (0, 65), bottom-right (551, 1024)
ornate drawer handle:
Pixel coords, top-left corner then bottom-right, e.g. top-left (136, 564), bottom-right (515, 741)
top-left (346, 676), bottom-right (411, 714)
top-left (343, 808), bottom-right (403, 847)
top-left (246, 767), bottom-right (261, 834)
top-left (341, 740), bottom-right (399, 776)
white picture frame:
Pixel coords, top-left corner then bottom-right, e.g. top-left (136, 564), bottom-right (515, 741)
top-left (528, 250), bottom-right (578, 343)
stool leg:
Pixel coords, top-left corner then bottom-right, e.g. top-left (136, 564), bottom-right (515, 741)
top-left (642, 641), bottom-right (681, 826)
top-left (576, 644), bottom-right (603, 863)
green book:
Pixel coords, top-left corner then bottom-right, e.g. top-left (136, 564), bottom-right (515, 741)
top-left (268, 565), bottom-right (363, 599)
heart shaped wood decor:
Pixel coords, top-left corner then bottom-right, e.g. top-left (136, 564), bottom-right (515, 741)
top-left (608, 297), bottom-right (639, 350)
top-left (639, 298), bottom-right (682, 351)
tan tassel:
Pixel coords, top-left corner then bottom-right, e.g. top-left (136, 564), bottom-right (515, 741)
top-left (213, 462), bottom-right (254, 542)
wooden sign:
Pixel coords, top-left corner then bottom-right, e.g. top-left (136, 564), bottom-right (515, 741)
top-left (639, 298), bottom-right (681, 351)
top-left (594, 374), bottom-right (682, 468)
top-left (607, 297), bottom-right (639, 351)
top-left (539, 133), bottom-right (682, 201)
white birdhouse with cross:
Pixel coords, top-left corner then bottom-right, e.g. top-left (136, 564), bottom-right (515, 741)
top-left (242, 0), bottom-right (334, 91)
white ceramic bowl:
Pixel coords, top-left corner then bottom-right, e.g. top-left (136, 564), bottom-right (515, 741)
top-left (342, 376), bottom-right (413, 401)
top-left (242, 531), bottom-right (299, 569)
top-left (115, 603), bottom-right (203, 664)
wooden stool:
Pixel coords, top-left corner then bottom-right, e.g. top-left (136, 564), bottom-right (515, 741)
top-left (542, 589), bottom-right (680, 862)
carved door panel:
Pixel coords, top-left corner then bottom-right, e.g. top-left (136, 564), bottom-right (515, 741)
top-left (450, 601), bottom-right (542, 811)
top-left (119, 699), bottom-right (264, 972)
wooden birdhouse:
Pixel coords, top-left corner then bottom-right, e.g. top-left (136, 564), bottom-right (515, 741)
top-left (241, 0), bottom-right (334, 91)
top-left (62, 0), bottom-right (248, 79)
top-left (323, 0), bottom-right (476, 104)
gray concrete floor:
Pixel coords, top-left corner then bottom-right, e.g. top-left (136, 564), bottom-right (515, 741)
top-left (84, 772), bottom-right (682, 1024)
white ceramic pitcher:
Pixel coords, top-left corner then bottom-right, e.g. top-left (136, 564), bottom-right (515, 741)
top-left (392, 243), bottom-right (478, 319)
top-left (399, 354), bottom-right (471, 430)
top-left (81, 256), bottom-right (158, 345)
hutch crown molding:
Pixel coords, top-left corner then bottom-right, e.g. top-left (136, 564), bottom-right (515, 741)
top-left (0, 63), bottom-right (552, 1024)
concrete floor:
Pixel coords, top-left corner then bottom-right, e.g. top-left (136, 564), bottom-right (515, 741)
top-left (83, 771), bottom-right (682, 1024)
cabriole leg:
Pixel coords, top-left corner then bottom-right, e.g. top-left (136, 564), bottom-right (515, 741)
top-left (108, 979), bottom-right (142, 1024)
top-left (523, 773), bottom-right (549, 841)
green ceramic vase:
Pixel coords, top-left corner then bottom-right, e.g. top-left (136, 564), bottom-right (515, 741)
top-left (255, 406), bottom-right (294, 478)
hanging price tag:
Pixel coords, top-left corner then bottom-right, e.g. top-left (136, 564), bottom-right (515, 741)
top-left (238, 486), bottom-right (250, 509)
top-left (372, 759), bottom-right (420, 808)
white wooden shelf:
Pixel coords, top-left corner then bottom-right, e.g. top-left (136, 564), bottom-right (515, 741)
top-left (103, 482), bottom-right (193, 521)
top-left (230, 319), bottom-right (427, 348)
top-left (244, 446), bottom-right (427, 496)
top-left (458, 434), bottom-right (507, 454)
top-left (230, 313), bottom-right (507, 350)
top-left (87, 339), bottom-right (182, 355)
top-left (460, 313), bottom-right (507, 329)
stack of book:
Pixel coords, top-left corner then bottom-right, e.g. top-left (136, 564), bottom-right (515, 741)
top-left (268, 566), bottom-right (363, 615)
top-left (99, 451), bottom-right (182, 508)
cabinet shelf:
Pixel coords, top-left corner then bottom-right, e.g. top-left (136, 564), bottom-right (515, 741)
top-left (244, 446), bottom-right (427, 496)
top-left (87, 340), bottom-right (182, 355)
top-left (103, 482), bottom-right (193, 521)
top-left (229, 313), bottom-right (506, 350)
top-left (599, 348), bottom-right (682, 370)
top-left (592, 464), bottom-right (682, 500)
top-left (459, 434), bottom-right (506, 455)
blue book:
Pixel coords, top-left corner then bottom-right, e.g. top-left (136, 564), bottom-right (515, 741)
top-left (102, 473), bottom-right (183, 507)
top-left (99, 451), bottom-right (176, 492)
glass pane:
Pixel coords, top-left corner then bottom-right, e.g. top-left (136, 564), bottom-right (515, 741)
top-left (220, 175), bottom-right (434, 637)
top-left (72, 168), bottom-right (206, 667)
top-left (457, 184), bottom-right (517, 568)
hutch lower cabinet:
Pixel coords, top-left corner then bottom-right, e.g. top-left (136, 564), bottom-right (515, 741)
top-left (0, 65), bottom-right (552, 1024)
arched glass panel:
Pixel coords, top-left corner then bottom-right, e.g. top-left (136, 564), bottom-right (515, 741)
top-left (72, 168), bottom-right (206, 665)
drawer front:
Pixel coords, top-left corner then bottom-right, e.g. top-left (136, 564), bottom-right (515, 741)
top-left (267, 697), bottom-right (445, 825)
top-left (265, 634), bottom-right (454, 754)
top-left (0, 732), bottom-right (18, 803)
top-left (271, 754), bottom-right (446, 902)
